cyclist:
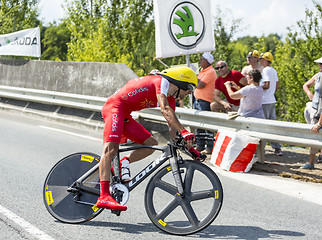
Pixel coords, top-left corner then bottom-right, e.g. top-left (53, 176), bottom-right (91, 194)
top-left (96, 66), bottom-right (202, 211)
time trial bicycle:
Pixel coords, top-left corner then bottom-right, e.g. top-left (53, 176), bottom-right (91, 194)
top-left (43, 134), bottom-right (223, 235)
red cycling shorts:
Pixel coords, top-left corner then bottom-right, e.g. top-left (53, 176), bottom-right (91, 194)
top-left (101, 100), bottom-right (151, 144)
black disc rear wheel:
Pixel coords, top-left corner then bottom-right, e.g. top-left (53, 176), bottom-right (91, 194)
top-left (43, 152), bottom-right (103, 223)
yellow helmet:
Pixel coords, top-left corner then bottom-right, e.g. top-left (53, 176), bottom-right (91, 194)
top-left (260, 52), bottom-right (273, 62)
top-left (158, 66), bottom-right (197, 91)
top-left (247, 50), bottom-right (260, 58)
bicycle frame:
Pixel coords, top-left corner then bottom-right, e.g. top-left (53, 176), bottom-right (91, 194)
top-left (44, 133), bottom-right (222, 234)
top-left (70, 142), bottom-right (184, 197)
top-left (123, 145), bottom-right (172, 191)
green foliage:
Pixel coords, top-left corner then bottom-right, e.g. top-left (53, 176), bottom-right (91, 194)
top-left (211, 9), bottom-right (280, 72)
top-left (228, 34), bottom-right (281, 72)
top-left (0, 0), bottom-right (40, 60)
top-left (64, 0), bottom-right (159, 76)
top-left (236, 36), bottom-right (259, 47)
top-left (5, 0), bottom-right (319, 120)
top-left (64, 0), bottom-right (105, 61)
top-left (212, 8), bottom-right (242, 68)
top-left (63, 2), bottom-right (243, 76)
top-left (0, 0), bottom-right (40, 34)
top-left (42, 22), bottom-right (70, 61)
top-left (273, 0), bottom-right (322, 123)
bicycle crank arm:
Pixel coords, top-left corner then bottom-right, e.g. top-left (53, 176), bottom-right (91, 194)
top-left (72, 192), bottom-right (96, 206)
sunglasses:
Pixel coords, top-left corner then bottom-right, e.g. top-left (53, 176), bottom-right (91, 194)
top-left (187, 83), bottom-right (196, 92)
top-left (215, 65), bottom-right (226, 70)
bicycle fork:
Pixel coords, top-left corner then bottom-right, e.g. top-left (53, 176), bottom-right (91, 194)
top-left (169, 148), bottom-right (185, 197)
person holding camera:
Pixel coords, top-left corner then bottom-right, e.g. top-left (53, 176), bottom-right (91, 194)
top-left (302, 57), bottom-right (322, 169)
top-left (224, 69), bottom-right (264, 118)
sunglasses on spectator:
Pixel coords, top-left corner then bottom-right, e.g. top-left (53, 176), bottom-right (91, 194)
top-left (215, 65), bottom-right (226, 70)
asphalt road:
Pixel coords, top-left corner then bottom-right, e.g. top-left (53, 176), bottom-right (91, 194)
top-left (0, 110), bottom-right (322, 240)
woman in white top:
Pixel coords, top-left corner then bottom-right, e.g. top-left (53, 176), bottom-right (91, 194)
top-left (224, 69), bottom-right (264, 118)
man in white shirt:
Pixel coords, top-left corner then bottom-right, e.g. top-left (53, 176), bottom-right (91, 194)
top-left (241, 50), bottom-right (264, 75)
top-left (259, 52), bottom-right (283, 156)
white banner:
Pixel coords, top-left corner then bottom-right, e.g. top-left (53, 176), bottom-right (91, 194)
top-left (0, 27), bottom-right (41, 58)
top-left (154, 0), bottom-right (215, 59)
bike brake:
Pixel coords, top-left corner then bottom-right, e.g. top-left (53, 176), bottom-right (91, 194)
top-left (194, 153), bottom-right (207, 162)
top-left (200, 154), bottom-right (207, 162)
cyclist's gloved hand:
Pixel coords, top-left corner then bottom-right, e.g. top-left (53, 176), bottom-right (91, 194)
top-left (180, 129), bottom-right (195, 142)
top-left (188, 147), bottom-right (206, 161)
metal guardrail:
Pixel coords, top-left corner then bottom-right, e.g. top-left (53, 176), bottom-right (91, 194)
top-left (1, 85), bottom-right (321, 162)
top-left (139, 108), bottom-right (322, 162)
top-left (0, 85), bottom-right (106, 111)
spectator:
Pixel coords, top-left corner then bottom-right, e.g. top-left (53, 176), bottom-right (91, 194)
top-left (241, 50), bottom-right (264, 75)
top-left (301, 56), bottom-right (322, 169)
top-left (148, 69), bottom-right (160, 75)
top-left (193, 52), bottom-right (217, 154)
top-left (210, 60), bottom-right (247, 112)
top-left (224, 69), bottom-right (264, 118)
top-left (259, 52), bottom-right (283, 156)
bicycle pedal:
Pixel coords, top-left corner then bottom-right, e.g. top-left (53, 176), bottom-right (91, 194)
top-left (111, 210), bottom-right (121, 216)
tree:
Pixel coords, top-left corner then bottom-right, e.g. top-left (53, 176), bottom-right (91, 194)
top-left (0, 0), bottom-right (40, 34)
top-left (42, 22), bottom-right (71, 61)
top-left (212, 7), bottom-right (242, 68)
top-left (64, 0), bottom-right (158, 76)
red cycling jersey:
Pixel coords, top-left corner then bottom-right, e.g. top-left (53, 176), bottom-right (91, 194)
top-left (101, 75), bottom-right (176, 144)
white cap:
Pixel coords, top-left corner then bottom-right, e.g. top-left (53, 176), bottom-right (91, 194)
top-left (314, 57), bottom-right (322, 64)
top-left (202, 52), bottom-right (214, 64)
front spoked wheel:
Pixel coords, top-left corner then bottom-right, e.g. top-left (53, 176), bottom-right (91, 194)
top-left (43, 152), bottom-right (103, 224)
top-left (144, 160), bottom-right (223, 235)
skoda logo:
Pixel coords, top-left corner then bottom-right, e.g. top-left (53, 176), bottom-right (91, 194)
top-left (169, 2), bottom-right (205, 49)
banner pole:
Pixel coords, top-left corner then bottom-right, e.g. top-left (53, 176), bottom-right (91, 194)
top-left (186, 54), bottom-right (190, 68)
top-left (156, 58), bottom-right (169, 68)
top-left (186, 54), bottom-right (194, 108)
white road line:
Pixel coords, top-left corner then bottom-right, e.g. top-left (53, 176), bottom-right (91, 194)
top-left (0, 204), bottom-right (54, 240)
top-left (39, 125), bottom-right (101, 141)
